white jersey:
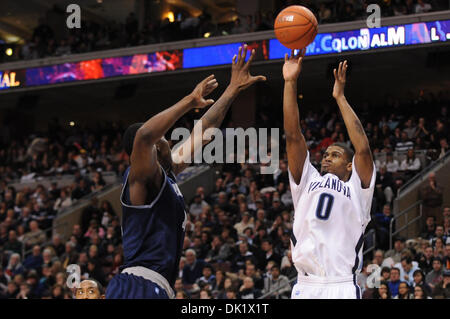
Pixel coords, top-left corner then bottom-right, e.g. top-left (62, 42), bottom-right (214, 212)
top-left (289, 151), bottom-right (376, 278)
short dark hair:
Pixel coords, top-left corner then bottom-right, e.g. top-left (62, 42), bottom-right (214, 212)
top-left (390, 267), bottom-right (400, 274)
top-left (330, 142), bottom-right (354, 163)
top-left (123, 123), bottom-right (144, 157)
top-left (401, 256), bottom-right (412, 264)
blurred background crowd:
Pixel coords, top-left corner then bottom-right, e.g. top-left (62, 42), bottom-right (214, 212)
top-left (0, 87), bottom-right (449, 298)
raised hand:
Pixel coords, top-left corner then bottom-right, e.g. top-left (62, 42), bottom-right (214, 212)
top-left (229, 44), bottom-right (266, 92)
top-left (332, 60), bottom-right (348, 99)
top-left (189, 74), bottom-right (219, 109)
top-left (283, 48), bottom-right (305, 82)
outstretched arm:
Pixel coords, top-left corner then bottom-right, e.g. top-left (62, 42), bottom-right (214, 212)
top-left (283, 49), bottom-right (308, 185)
top-left (129, 76), bottom-right (218, 205)
top-left (172, 44), bottom-right (266, 175)
top-left (332, 60), bottom-right (374, 188)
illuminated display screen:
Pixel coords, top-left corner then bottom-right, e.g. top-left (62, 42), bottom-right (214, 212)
top-left (1, 19), bottom-right (448, 91)
top-left (269, 19), bottom-right (450, 58)
top-left (183, 41), bottom-right (269, 68)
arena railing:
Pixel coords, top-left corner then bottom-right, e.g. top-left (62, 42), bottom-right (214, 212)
top-left (389, 200), bottom-right (423, 250)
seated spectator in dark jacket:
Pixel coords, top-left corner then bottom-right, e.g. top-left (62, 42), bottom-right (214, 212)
top-left (412, 269), bottom-right (432, 296)
top-left (374, 205), bottom-right (393, 250)
top-left (420, 216), bottom-right (437, 240)
top-left (5, 253), bottom-right (25, 278)
top-left (3, 230), bottom-right (23, 255)
top-left (239, 276), bottom-right (262, 299)
top-left (71, 178), bottom-right (91, 200)
top-left (231, 241), bottom-right (257, 273)
top-left (182, 249), bottom-right (206, 285)
top-left (417, 245), bottom-right (434, 275)
top-left (50, 234), bottom-right (65, 257)
top-left (22, 245), bottom-right (43, 272)
top-left (258, 238), bottom-right (282, 271)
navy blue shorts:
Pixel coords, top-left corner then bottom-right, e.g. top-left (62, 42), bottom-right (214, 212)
top-left (106, 273), bottom-right (169, 299)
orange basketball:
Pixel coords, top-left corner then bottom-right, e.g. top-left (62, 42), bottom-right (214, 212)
top-left (274, 5), bottom-right (318, 50)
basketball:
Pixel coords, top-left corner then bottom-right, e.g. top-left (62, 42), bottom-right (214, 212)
top-left (274, 5), bottom-right (318, 50)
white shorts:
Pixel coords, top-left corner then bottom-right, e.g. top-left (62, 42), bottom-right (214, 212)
top-left (291, 274), bottom-right (361, 299)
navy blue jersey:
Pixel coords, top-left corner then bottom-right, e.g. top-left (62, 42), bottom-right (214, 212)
top-left (120, 166), bottom-right (186, 288)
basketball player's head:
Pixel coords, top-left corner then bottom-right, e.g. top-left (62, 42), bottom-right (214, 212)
top-left (75, 279), bottom-right (105, 299)
top-left (320, 142), bottom-right (354, 181)
top-left (123, 123), bottom-right (173, 171)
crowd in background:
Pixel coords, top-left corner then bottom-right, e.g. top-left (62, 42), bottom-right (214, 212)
top-left (0, 87), bottom-right (449, 298)
top-left (4, 0), bottom-right (447, 62)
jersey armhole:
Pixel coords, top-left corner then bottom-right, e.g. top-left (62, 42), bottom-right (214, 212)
top-left (288, 151), bottom-right (319, 202)
top-left (120, 166), bottom-right (168, 210)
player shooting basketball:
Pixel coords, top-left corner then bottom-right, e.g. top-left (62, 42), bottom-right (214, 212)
top-left (282, 49), bottom-right (375, 299)
top-left (105, 44), bottom-right (265, 299)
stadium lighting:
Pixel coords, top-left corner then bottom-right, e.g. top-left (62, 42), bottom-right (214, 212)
top-left (203, 32), bottom-right (211, 38)
top-left (167, 11), bottom-right (175, 23)
top-left (69, 121), bottom-right (75, 127)
top-left (5, 48), bottom-right (13, 56)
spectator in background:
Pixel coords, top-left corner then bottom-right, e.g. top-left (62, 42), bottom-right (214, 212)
top-left (419, 172), bottom-right (444, 225)
top-left (239, 276), bottom-right (262, 299)
top-left (23, 220), bottom-right (46, 249)
top-left (432, 269), bottom-right (450, 299)
top-left (418, 245), bottom-right (435, 274)
top-left (426, 257), bottom-right (444, 289)
top-left (415, 0), bottom-right (433, 13)
top-left (414, 284), bottom-right (431, 299)
top-left (182, 249), bottom-right (206, 286)
top-left (3, 230), bottom-right (23, 255)
top-left (5, 253), bottom-right (25, 278)
top-left (262, 265), bottom-right (290, 299)
top-left (258, 238), bottom-right (281, 271)
top-left (383, 152), bottom-right (400, 174)
top-left (374, 205), bottom-right (393, 250)
top-left (412, 269), bottom-right (432, 295)
top-left (194, 264), bottom-right (216, 292)
top-left (421, 216), bottom-right (437, 240)
top-left (395, 256), bottom-right (419, 286)
top-left (400, 149), bottom-right (421, 179)
top-left (22, 245), bottom-right (43, 272)
top-left (234, 212), bottom-right (254, 237)
top-left (385, 237), bottom-right (407, 264)
top-left (189, 195), bottom-right (210, 218)
top-left (394, 281), bottom-right (414, 299)
top-left (395, 131), bottom-right (414, 152)
top-left (388, 267), bottom-right (401, 298)
top-left (371, 281), bottom-right (391, 299)
top-left (53, 188), bottom-right (72, 212)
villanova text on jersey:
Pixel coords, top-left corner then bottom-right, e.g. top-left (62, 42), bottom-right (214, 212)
top-left (307, 176), bottom-right (351, 199)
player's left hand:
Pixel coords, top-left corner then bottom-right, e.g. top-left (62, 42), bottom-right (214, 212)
top-left (190, 74), bottom-right (219, 109)
top-left (229, 44), bottom-right (266, 92)
top-left (332, 60), bottom-right (348, 99)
